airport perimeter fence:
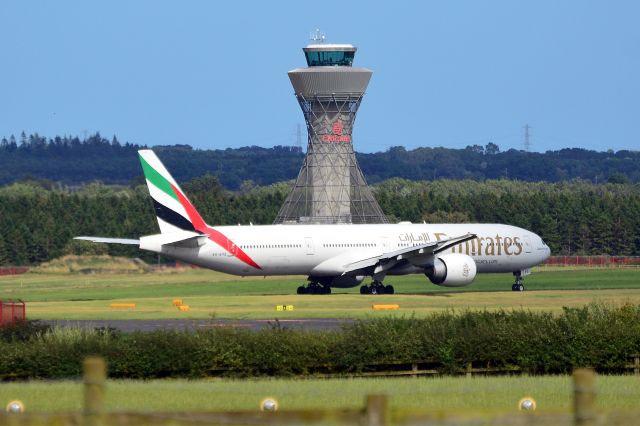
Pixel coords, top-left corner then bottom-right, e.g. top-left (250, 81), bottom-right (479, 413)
top-left (543, 255), bottom-right (640, 268)
top-left (0, 358), bottom-right (637, 426)
top-left (0, 267), bottom-right (28, 276)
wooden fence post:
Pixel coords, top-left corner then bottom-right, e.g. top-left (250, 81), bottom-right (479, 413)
top-left (365, 394), bottom-right (388, 426)
top-left (83, 357), bottom-right (106, 426)
top-left (573, 368), bottom-right (595, 426)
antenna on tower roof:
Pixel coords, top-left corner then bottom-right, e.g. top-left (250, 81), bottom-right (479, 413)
top-left (309, 28), bottom-right (326, 43)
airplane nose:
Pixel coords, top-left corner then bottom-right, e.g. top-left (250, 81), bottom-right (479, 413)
top-left (540, 239), bottom-right (551, 261)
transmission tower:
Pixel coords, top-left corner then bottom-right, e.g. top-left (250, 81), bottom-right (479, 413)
top-left (523, 124), bottom-right (531, 151)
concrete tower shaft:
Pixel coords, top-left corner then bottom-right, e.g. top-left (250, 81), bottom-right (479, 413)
top-left (273, 43), bottom-right (388, 224)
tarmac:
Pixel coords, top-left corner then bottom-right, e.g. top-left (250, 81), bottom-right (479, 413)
top-left (44, 318), bottom-right (354, 332)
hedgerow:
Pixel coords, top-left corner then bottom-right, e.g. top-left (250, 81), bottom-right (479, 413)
top-left (1, 303), bottom-right (639, 379)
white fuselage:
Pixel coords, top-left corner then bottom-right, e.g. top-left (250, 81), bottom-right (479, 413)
top-left (141, 223), bottom-right (550, 283)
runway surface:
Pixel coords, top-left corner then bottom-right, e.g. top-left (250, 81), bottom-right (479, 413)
top-left (44, 318), bottom-right (355, 332)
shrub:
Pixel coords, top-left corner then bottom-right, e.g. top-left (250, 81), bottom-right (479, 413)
top-left (0, 320), bottom-right (51, 342)
top-left (1, 303), bottom-right (639, 379)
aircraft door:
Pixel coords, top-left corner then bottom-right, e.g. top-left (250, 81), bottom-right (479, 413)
top-left (304, 237), bottom-right (315, 255)
top-left (523, 235), bottom-right (532, 254)
top-left (379, 236), bottom-right (389, 252)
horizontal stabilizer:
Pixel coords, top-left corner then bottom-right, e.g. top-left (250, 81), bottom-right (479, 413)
top-left (138, 230), bottom-right (208, 251)
top-left (149, 231), bottom-right (206, 246)
top-left (74, 236), bottom-right (140, 245)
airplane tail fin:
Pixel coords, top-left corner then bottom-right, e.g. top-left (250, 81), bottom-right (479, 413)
top-left (138, 149), bottom-right (209, 234)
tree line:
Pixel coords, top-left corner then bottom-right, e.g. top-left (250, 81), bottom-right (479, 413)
top-left (0, 177), bottom-right (638, 266)
top-left (1, 133), bottom-right (639, 190)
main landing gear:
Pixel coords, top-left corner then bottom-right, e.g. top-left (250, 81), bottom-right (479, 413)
top-left (360, 281), bottom-right (394, 295)
top-left (512, 273), bottom-right (525, 292)
top-left (297, 282), bottom-right (331, 295)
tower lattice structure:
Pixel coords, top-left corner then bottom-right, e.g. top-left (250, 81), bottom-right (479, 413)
top-left (274, 42), bottom-right (388, 225)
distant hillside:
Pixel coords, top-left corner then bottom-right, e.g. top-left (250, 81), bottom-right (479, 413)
top-left (1, 133), bottom-right (638, 189)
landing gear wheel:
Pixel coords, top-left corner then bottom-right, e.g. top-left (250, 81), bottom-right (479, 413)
top-left (512, 273), bottom-right (525, 291)
top-left (360, 281), bottom-right (388, 295)
top-left (512, 278), bottom-right (525, 291)
top-left (368, 281), bottom-right (385, 295)
top-left (298, 282), bottom-right (331, 295)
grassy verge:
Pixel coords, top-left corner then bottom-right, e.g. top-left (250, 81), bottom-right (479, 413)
top-left (1, 268), bottom-right (640, 320)
top-left (0, 375), bottom-right (638, 414)
top-left (18, 288), bottom-right (640, 320)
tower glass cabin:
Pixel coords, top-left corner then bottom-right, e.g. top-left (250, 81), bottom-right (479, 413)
top-left (273, 43), bottom-right (388, 224)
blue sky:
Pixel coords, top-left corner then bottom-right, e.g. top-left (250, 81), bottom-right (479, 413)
top-left (1, 1), bottom-right (638, 153)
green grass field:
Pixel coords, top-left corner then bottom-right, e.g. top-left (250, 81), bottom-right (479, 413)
top-left (0, 375), bottom-right (637, 414)
top-left (1, 267), bottom-right (639, 319)
top-left (2, 269), bottom-right (639, 420)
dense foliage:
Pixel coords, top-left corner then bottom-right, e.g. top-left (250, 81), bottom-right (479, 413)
top-left (0, 178), bottom-right (289, 265)
top-left (1, 304), bottom-right (638, 379)
top-left (376, 179), bottom-right (640, 257)
top-left (0, 178), bottom-right (639, 266)
top-left (1, 133), bottom-right (639, 189)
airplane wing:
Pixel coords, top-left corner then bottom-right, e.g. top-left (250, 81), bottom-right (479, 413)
top-left (74, 236), bottom-right (140, 245)
top-left (342, 233), bottom-right (477, 275)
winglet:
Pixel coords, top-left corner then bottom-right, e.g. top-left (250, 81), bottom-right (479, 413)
top-left (433, 233), bottom-right (477, 254)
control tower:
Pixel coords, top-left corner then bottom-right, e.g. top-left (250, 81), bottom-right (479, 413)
top-left (274, 36), bottom-right (388, 224)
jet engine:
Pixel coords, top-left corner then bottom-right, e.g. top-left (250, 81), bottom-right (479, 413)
top-left (424, 253), bottom-right (477, 287)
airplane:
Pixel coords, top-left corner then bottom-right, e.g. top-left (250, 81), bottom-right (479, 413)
top-left (76, 149), bottom-right (551, 295)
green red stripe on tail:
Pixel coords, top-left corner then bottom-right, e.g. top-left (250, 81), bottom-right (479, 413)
top-left (171, 183), bottom-right (261, 270)
top-left (139, 155), bottom-right (179, 202)
top-left (139, 150), bottom-right (261, 270)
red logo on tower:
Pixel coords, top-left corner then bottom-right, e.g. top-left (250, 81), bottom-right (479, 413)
top-left (322, 119), bottom-right (351, 143)
top-left (333, 119), bottom-right (343, 136)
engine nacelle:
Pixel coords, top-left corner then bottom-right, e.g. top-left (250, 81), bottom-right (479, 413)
top-left (425, 253), bottom-right (477, 287)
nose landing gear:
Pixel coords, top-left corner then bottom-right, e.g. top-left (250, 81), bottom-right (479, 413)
top-left (512, 272), bottom-right (525, 291)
